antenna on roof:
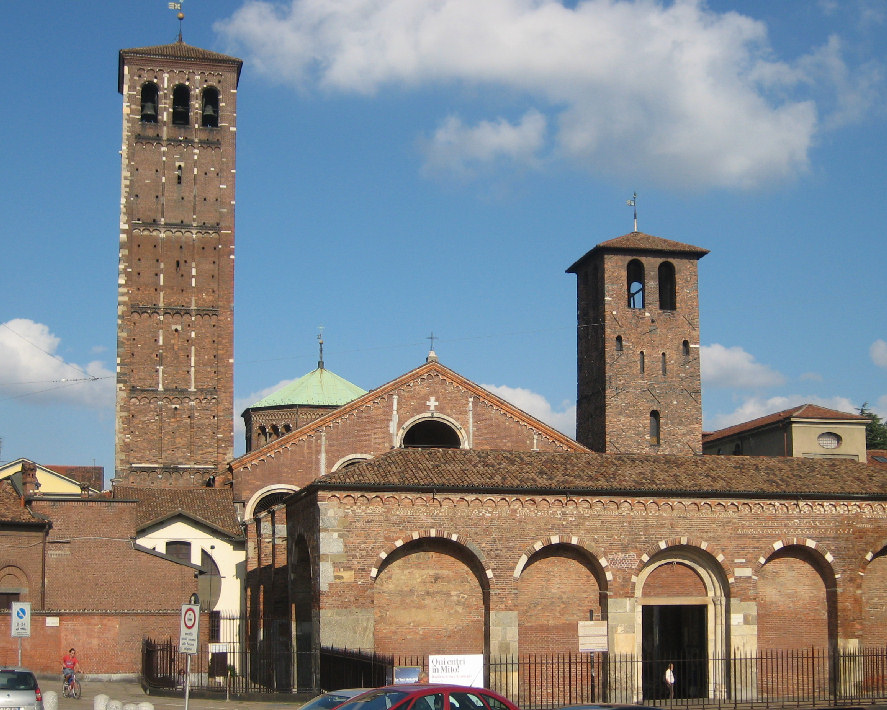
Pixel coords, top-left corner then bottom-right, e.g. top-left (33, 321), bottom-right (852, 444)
top-left (626, 191), bottom-right (638, 232)
top-left (317, 326), bottom-right (325, 369)
top-left (426, 332), bottom-right (439, 363)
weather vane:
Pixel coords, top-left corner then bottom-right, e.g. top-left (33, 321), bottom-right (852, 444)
top-left (168, 0), bottom-right (185, 40)
top-left (626, 191), bottom-right (638, 232)
top-left (317, 326), bottom-right (325, 369)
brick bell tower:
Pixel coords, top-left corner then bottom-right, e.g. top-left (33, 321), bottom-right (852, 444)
top-left (567, 232), bottom-right (708, 455)
top-left (114, 38), bottom-right (242, 486)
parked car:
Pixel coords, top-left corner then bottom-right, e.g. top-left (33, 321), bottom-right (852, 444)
top-left (300, 689), bottom-right (373, 710)
top-left (0, 667), bottom-right (43, 710)
top-left (333, 684), bottom-right (519, 710)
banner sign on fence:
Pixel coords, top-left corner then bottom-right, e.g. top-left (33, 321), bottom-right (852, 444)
top-left (394, 666), bottom-right (422, 684)
top-left (429, 655), bottom-right (484, 687)
top-left (179, 603), bottom-right (200, 654)
top-left (578, 621), bottom-right (608, 652)
top-left (11, 602), bottom-right (30, 638)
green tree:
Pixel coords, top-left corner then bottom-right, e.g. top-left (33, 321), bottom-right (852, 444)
top-left (859, 403), bottom-right (887, 449)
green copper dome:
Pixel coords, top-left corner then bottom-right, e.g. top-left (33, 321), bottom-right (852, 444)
top-left (249, 367), bottom-right (366, 409)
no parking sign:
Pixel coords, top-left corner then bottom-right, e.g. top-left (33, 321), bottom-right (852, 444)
top-left (11, 602), bottom-right (30, 638)
top-left (179, 603), bottom-right (200, 654)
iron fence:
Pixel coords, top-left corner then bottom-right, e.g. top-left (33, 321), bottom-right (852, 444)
top-left (142, 634), bottom-right (887, 709)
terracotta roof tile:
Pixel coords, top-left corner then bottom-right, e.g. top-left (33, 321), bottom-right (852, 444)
top-left (0, 480), bottom-right (45, 524)
top-left (567, 232), bottom-right (709, 272)
top-left (703, 404), bottom-right (869, 443)
top-left (113, 486), bottom-right (243, 539)
top-left (869, 450), bottom-right (887, 469)
top-left (310, 447), bottom-right (887, 499)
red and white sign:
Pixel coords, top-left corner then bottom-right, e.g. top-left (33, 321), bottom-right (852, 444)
top-left (179, 604), bottom-right (200, 654)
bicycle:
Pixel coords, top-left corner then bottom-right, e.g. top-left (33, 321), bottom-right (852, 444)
top-left (62, 671), bottom-right (82, 699)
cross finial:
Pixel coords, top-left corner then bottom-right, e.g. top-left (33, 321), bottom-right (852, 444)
top-left (317, 326), bottom-right (325, 369)
top-left (426, 332), bottom-right (439, 363)
top-left (626, 191), bottom-right (638, 232)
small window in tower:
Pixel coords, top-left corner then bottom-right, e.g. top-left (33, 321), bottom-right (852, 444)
top-left (140, 83), bottom-right (158, 123)
top-left (615, 335), bottom-right (623, 352)
top-left (639, 351), bottom-right (645, 374)
top-left (172, 84), bottom-right (190, 126)
top-left (201, 87), bottom-right (219, 128)
top-left (176, 164), bottom-right (183, 185)
top-left (627, 260), bottom-right (645, 309)
top-left (658, 261), bottom-right (677, 310)
top-left (650, 410), bottom-right (660, 446)
top-left (661, 352), bottom-right (666, 375)
top-left (817, 432), bottom-right (842, 449)
top-left (682, 340), bottom-right (690, 357)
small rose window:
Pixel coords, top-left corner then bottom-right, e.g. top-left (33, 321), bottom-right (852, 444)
top-left (817, 432), bottom-right (842, 449)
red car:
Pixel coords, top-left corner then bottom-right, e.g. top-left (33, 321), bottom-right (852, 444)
top-left (333, 684), bottom-right (520, 710)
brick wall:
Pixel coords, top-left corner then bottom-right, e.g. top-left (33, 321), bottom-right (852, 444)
top-left (297, 490), bottom-right (887, 661)
top-left (860, 554), bottom-right (887, 646)
top-left (0, 610), bottom-right (183, 674)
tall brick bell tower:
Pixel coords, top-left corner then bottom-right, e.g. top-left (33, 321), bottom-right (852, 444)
top-left (567, 232), bottom-right (708, 455)
top-left (114, 38), bottom-right (242, 486)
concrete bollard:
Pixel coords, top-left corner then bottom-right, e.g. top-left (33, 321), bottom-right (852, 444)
top-left (137, 702), bottom-right (154, 710)
top-left (107, 700), bottom-right (123, 710)
top-left (94, 694), bottom-right (109, 710)
top-left (44, 691), bottom-right (58, 710)
top-left (122, 703), bottom-right (137, 710)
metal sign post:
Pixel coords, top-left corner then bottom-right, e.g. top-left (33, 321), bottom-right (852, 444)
top-left (11, 602), bottom-right (31, 666)
top-left (180, 600), bottom-right (200, 710)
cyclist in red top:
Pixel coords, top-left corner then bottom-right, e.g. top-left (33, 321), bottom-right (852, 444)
top-left (62, 648), bottom-right (81, 682)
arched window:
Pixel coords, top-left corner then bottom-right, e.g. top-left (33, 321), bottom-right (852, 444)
top-left (650, 410), bottom-right (660, 446)
top-left (639, 351), bottom-right (645, 374)
top-left (627, 260), bottom-right (645, 309)
top-left (166, 540), bottom-right (191, 563)
top-left (658, 261), bottom-right (676, 310)
top-left (140, 82), bottom-right (159, 123)
top-left (402, 419), bottom-right (461, 448)
top-left (615, 335), bottom-right (623, 352)
top-left (682, 340), bottom-right (690, 357)
top-left (661, 352), bottom-right (667, 375)
top-left (201, 87), bottom-right (219, 128)
top-left (172, 85), bottom-right (190, 126)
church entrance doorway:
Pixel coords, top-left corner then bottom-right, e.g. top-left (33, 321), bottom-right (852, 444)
top-left (642, 604), bottom-right (707, 701)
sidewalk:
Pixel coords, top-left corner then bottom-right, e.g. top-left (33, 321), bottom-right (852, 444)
top-left (40, 678), bottom-right (308, 710)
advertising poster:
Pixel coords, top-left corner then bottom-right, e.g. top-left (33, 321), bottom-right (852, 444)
top-left (428, 655), bottom-right (484, 687)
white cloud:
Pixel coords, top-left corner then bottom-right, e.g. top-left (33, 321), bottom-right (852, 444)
top-left (707, 393), bottom-right (858, 431)
top-left (481, 383), bottom-right (575, 438)
top-left (213, 0), bottom-right (857, 189)
top-left (700, 343), bottom-right (785, 389)
top-left (871, 339), bottom-right (887, 368)
top-left (233, 378), bottom-right (298, 452)
top-left (420, 110), bottom-right (547, 177)
top-left (0, 319), bottom-right (113, 409)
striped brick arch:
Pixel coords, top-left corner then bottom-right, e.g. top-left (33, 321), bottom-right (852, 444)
top-left (513, 535), bottom-right (613, 582)
top-left (369, 529), bottom-right (493, 581)
top-left (632, 537), bottom-right (735, 585)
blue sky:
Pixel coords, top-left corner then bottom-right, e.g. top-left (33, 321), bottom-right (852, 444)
top-left (1, 0), bottom-right (885, 484)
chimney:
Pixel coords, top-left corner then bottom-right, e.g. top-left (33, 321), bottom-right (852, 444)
top-left (80, 482), bottom-right (91, 499)
top-left (21, 461), bottom-right (40, 498)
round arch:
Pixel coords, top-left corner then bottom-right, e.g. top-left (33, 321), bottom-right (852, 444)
top-left (397, 413), bottom-right (466, 449)
top-left (330, 453), bottom-right (373, 472)
top-left (245, 484), bottom-right (299, 520)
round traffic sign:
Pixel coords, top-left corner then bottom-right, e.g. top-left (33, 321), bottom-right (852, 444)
top-left (183, 607), bottom-right (197, 629)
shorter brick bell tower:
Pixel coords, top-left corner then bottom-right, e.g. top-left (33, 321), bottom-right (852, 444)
top-left (567, 232), bottom-right (708, 454)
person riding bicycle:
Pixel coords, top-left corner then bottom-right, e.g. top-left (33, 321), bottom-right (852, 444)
top-left (62, 648), bottom-right (81, 688)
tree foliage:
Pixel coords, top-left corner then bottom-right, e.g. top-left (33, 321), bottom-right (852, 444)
top-left (859, 403), bottom-right (887, 450)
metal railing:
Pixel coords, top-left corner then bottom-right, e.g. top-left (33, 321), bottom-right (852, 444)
top-left (142, 633), bottom-right (887, 709)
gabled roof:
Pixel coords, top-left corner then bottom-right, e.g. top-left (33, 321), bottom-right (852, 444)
top-left (231, 359), bottom-right (587, 472)
top-left (0, 458), bottom-right (99, 497)
top-left (304, 447), bottom-right (887, 500)
top-left (869, 450), bottom-right (887, 468)
top-left (703, 404), bottom-right (869, 444)
top-left (0, 480), bottom-right (47, 526)
top-left (118, 40), bottom-right (243, 92)
top-left (567, 232), bottom-right (709, 273)
top-left (246, 367), bottom-right (367, 411)
top-left (113, 486), bottom-right (243, 539)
